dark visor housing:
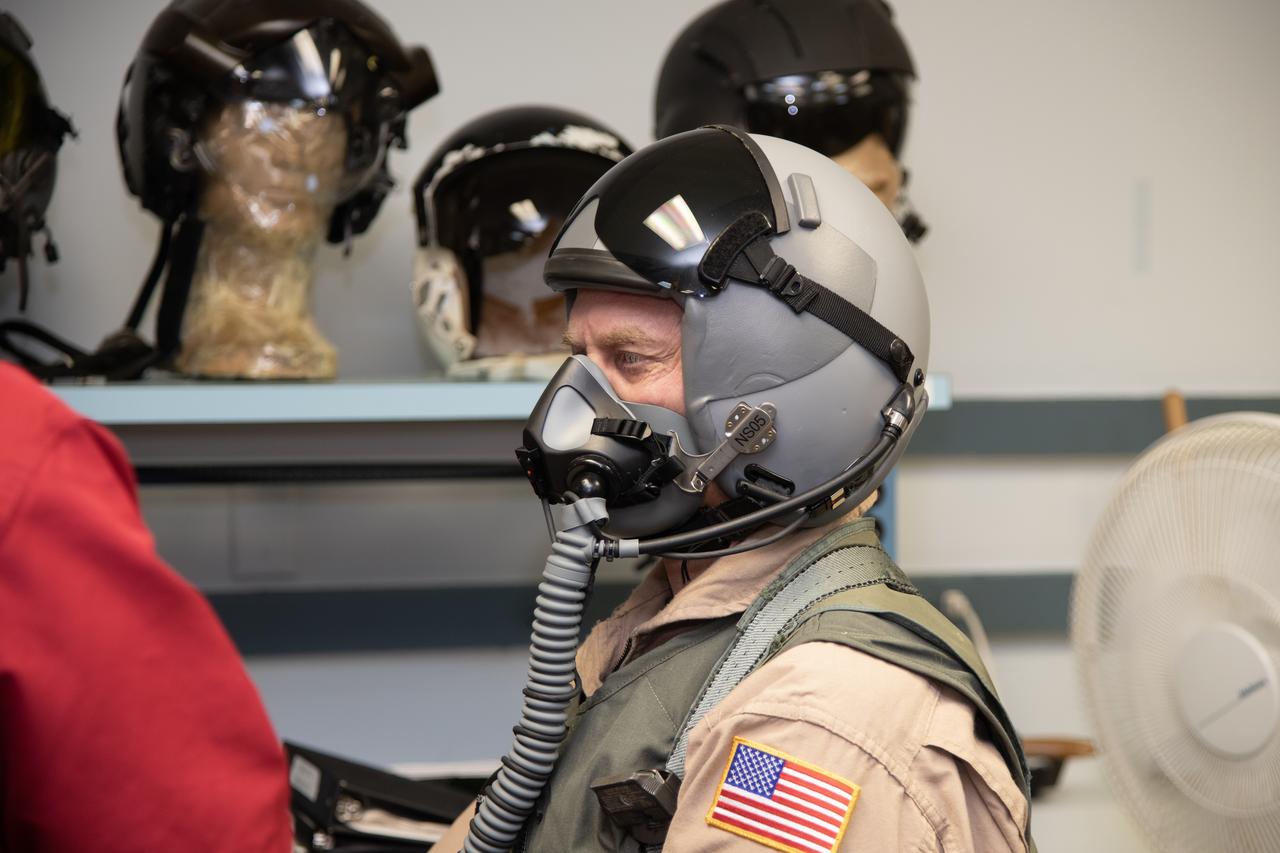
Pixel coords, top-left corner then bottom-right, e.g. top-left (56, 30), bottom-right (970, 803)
top-left (743, 69), bottom-right (911, 158)
top-left (546, 126), bottom-right (788, 299)
top-left (544, 125), bottom-right (916, 383)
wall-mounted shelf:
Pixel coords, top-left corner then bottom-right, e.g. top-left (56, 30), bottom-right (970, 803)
top-left (50, 380), bottom-right (548, 426)
top-left (50, 373), bottom-right (953, 427)
top-left (42, 375), bottom-right (1278, 647)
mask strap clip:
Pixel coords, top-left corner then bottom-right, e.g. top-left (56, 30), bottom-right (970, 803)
top-left (672, 401), bottom-right (778, 494)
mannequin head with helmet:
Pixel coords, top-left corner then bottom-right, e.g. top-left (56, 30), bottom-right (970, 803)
top-left (654, 0), bottom-right (925, 241)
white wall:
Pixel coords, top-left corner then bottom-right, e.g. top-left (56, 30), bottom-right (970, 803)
top-left (896, 455), bottom-right (1128, 574)
top-left (6, 0), bottom-right (1280, 395)
top-left (896, 0), bottom-right (1280, 397)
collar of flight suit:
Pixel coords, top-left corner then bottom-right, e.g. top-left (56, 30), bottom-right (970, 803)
top-left (576, 513), bottom-right (879, 696)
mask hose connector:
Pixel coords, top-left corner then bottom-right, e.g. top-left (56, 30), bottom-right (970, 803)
top-left (462, 498), bottom-right (608, 853)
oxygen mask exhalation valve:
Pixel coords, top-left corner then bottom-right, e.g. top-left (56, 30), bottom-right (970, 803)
top-left (518, 353), bottom-right (796, 542)
top-left (517, 354), bottom-right (704, 538)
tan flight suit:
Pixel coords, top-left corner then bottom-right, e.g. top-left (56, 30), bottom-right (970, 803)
top-left (436, 517), bottom-right (1029, 852)
top-left (582, 518), bottom-right (1027, 852)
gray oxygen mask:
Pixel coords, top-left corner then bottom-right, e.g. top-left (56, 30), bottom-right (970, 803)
top-left (517, 354), bottom-right (704, 537)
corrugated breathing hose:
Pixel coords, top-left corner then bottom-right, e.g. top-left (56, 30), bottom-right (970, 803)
top-left (462, 498), bottom-right (606, 852)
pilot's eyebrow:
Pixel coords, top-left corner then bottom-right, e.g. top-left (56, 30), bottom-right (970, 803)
top-left (562, 326), bottom-right (654, 351)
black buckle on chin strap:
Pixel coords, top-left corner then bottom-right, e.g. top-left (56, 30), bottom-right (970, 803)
top-left (759, 254), bottom-right (818, 313)
top-left (761, 256), bottom-right (797, 295)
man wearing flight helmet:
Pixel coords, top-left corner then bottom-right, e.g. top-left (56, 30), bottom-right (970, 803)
top-left (436, 128), bottom-right (1032, 852)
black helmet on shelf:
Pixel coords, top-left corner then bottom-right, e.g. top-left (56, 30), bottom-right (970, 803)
top-left (0, 12), bottom-right (74, 311)
top-left (654, 0), bottom-right (925, 242)
top-left (411, 105), bottom-right (631, 379)
top-left (0, 0), bottom-right (439, 380)
top-left (118, 0), bottom-right (439, 242)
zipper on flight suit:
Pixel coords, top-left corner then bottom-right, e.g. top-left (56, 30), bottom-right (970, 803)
top-left (610, 637), bottom-right (635, 675)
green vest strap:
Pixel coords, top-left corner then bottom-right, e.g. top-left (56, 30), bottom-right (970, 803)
top-left (665, 522), bottom-right (905, 777)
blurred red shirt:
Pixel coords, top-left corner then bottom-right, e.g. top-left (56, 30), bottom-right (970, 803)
top-left (0, 363), bottom-right (291, 852)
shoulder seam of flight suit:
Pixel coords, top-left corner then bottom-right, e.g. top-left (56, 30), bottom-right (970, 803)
top-left (757, 639), bottom-right (944, 758)
top-left (924, 734), bottom-right (1028, 836)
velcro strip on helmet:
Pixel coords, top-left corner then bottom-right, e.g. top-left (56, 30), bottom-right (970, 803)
top-left (698, 210), bottom-right (773, 287)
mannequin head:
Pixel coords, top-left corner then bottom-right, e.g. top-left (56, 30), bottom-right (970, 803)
top-left (831, 133), bottom-right (903, 210)
top-left (175, 100), bottom-right (348, 379)
top-left (197, 100), bottom-right (347, 245)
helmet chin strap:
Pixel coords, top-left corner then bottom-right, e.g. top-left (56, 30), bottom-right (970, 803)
top-left (0, 215), bottom-right (192, 380)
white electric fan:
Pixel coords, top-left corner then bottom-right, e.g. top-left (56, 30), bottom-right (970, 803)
top-left (1073, 412), bottom-right (1280, 851)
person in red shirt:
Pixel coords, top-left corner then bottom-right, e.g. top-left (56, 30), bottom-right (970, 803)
top-left (0, 363), bottom-right (291, 852)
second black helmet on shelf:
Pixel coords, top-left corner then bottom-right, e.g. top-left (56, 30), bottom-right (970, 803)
top-left (412, 105), bottom-right (631, 380)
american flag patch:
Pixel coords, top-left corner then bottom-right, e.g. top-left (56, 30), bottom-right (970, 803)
top-left (706, 737), bottom-right (860, 853)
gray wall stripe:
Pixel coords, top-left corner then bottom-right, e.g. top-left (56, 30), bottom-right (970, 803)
top-left (909, 397), bottom-right (1280, 456)
top-left (216, 573), bottom-right (1074, 656)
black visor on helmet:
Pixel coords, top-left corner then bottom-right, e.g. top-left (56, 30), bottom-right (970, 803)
top-left (430, 148), bottom-right (616, 259)
top-left (546, 126), bottom-right (789, 298)
top-left (219, 20), bottom-right (395, 183)
top-left (229, 20), bottom-right (379, 109)
top-left (744, 70), bottom-right (910, 158)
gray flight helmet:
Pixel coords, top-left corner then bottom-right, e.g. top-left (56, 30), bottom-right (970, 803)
top-left (545, 128), bottom-right (928, 527)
